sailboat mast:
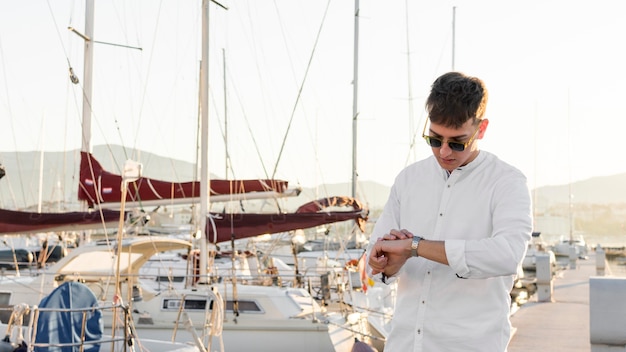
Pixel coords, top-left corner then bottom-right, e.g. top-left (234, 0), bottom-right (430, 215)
top-left (81, 0), bottom-right (94, 154)
top-left (451, 6), bottom-right (456, 71)
top-left (567, 90), bottom-right (573, 243)
top-left (404, 0), bottom-right (416, 163)
top-left (223, 48), bottom-right (230, 179)
top-left (351, 0), bottom-right (360, 199)
top-left (198, 0), bottom-right (211, 282)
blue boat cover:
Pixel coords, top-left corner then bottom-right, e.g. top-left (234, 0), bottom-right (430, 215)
top-left (35, 281), bottom-right (103, 352)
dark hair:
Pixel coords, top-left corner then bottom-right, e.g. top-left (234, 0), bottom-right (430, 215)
top-left (425, 72), bottom-right (488, 128)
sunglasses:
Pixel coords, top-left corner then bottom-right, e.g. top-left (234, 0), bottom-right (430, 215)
top-left (422, 120), bottom-right (482, 152)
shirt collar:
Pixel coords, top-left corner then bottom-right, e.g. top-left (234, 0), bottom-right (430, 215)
top-left (440, 150), bottom-right (487, 177)
top-left (457, 150), bottom-right (485, 172)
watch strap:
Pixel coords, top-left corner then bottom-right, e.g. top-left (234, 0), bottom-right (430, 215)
top-left (411, 236), bottom-right (423, 257)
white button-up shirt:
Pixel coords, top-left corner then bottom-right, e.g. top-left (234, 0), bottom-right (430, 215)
top-left (368, 151), bottom-right (532, 352)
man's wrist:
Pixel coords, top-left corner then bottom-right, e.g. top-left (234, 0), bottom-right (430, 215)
top-left (411, 236), bottom-right (424, 257)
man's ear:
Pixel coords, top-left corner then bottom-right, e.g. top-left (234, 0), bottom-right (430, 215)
top-left (478, 119), bottom-right (489, 139)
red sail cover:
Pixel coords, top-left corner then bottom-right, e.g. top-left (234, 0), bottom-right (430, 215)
top-left (205, 196), bottom-right (368, 243)
top-left (0, 208), bottom-right (122, 234)
top-left (78, 152), bottom-right (290, 207)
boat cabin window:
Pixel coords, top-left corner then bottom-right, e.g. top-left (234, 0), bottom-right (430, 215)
top-left (155, 276), bottom-right (185, 283)
top-left (161, 297), bottom-right (263, 313)
top-left (162, 298), bottom-right (208, 310)
top-left (225, 300), bottom-right (262, 313)
top-left (0, 292), bottom-right (10, 306)
top-left (0, 292), bottom-right (11, 324)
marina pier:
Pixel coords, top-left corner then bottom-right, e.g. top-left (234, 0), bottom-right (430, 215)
top-left (509, 251), bottom-right (626, 351)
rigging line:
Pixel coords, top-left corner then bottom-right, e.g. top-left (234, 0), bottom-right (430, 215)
top-left (1, 0), bottom-right (75, 209)
top-left (225, 68), bottom-right (271, 180)
top-left (271, 0), bottom-right (333, 180)
top-left (270, 0), bottom-right (323, 186)
top-left (210, 70), bottom-right (237, 179)
top-left (46, 0), bottom-right (77, 75)
top-left (403, 12), bottom-right (453, 169)
top-left (130, 0), bottom-right (165, 159)
top-left (62, 4), bottom-right (129, 178)
top-left (0, 38), bottom-right (25, 209)
top-left (208, 78), bottom-right (243, 206)
top-left (233, 5), bottom-right (295, 206)
top-left (404, 0), bottom-right (416, 164)
top-left (271, 0), bottom-right (306, 98)
top-left (72, 3), bottom-right (145, 166)
top-left (403, 105), bottom-right (427, 168)
top-left (125, 1), bottom-right (173, 212)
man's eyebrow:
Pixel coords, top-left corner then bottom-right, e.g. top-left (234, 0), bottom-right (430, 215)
top-left (429, 129), bottom-right (469, 140)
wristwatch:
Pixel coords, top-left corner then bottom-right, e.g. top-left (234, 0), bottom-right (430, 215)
top-left (411, 236), bottom-right (423, 257)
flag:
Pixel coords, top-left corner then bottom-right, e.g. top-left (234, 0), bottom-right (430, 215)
top-left (357, 252), bottom-right (369, 292)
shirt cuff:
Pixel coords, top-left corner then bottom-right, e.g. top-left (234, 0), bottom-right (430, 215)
top-left (445, 239), bottom-right (470, 278)
top-left (368, 269), bottom-right (398, 285)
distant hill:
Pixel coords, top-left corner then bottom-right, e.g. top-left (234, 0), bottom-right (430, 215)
top-left (0, 145), bottom-right (391, 211)
top-left (1, 145), bottom-right (625, 211)
top-left (0, 145), bottom-right (209, 210)
top-left (533, 174), bottom-right (626, 206)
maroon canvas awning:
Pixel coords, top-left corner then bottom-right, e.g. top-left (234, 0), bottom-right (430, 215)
top-left (206, 196), bottom-right (368, 243)
top-left (0, 208), bottom-right (123, 235)
top-left (78, 152), bottom-right (291, 207)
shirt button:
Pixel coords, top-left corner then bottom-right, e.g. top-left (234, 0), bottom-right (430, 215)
top-left (439, 213), bottom-right (443, 216)
top-left (417, 329), bottom-right (421, 334)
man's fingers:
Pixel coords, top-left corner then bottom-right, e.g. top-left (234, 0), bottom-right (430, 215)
top-left (400, 229), bottom-right (414, 238)
top-left (387, 229), bottom-right (413, 240)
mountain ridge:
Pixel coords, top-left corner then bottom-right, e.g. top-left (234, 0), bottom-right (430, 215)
top-left (1, 145), bottom-right (625, 211)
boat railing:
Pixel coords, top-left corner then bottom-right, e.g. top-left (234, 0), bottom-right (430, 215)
top-left (1, 301), bottom-right (134, 352)
top-left (171, 290), bottom-right (224, 352)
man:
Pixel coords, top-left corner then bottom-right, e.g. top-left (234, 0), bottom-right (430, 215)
top-left (367, 72), bottom-right (532, 351)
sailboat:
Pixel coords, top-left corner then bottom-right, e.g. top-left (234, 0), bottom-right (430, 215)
top-left (137, 1), bottom-right (375, 350)
top-left (76, 150), bottom-right (367, 242)
top-left (1, 1), bottom-right (379, 350)
top-left (78, 151), bottom-right (299, 208)
top-left (1, 157), bottom-right (373, 351)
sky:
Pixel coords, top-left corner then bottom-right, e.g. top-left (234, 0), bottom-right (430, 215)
top-left (1, 0), bottom-right (626, 202)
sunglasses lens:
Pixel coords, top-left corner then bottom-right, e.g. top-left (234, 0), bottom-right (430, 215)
top-left (425, 137), bottom-right (442, 148)
top-left (449, 142), bottom-right (465, 152)
top-left (424, 136), bottom-right (468, 151)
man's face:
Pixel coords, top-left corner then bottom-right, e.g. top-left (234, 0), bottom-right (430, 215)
top-left (425, 119), bottom-right (485, 172)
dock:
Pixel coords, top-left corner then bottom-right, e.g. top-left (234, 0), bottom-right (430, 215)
top-left (508, 254), bottom-right (600, 351)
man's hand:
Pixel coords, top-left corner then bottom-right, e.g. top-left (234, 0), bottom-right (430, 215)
top-left (369, 237), bottom-right (389, 275)
top-left (369, 229), bottom-right (415, 277)
top-left (385, 229), bottom-right (414, 241)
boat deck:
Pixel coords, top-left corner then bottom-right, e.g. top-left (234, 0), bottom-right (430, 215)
top-left (508, 253), bottom-right (602, 351)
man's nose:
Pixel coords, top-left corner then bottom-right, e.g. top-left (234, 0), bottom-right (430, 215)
top-left (439, 141), bottom-right (452, 156)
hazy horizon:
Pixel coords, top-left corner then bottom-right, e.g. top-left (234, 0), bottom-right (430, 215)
top-left (2, 1), bottom-right (626, 195)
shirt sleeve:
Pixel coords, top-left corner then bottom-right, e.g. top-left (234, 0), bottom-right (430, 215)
top-left (367, 268), bottom-right (400, 285)
top-left (448, 172), bottom-right (533, 279)
top-left (445, 239), bottom-right (470, 277)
